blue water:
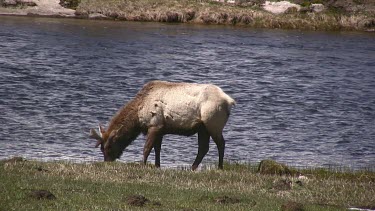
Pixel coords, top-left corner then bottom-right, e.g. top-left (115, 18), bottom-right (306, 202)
top-left (1, 16), bottom-right (374, 169)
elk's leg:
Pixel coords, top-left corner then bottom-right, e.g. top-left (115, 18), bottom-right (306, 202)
top-left (153, 136), bottom-right (163, 168)
top-left (211, 134), bottom-right (225, 170)
top-left (143, 127), bottom-right (162, 166)
top-left (192, 128), bottom-right (210, 171)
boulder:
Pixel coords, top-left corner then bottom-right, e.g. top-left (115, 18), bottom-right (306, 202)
top-left (310, 3), bottom-right (325, 13)
top-left (263, 1), bottom-right (301, 14)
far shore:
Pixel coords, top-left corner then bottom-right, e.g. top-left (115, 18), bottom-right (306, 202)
top-left (1, 0), bottom-right (374, 31)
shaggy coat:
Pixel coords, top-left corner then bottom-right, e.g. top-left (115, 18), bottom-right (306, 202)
top-left (90, 80), bottom-right (235, 170)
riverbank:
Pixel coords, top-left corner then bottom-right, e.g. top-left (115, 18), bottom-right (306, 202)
top-left (1, 0), bottom-right (374, 31)
top-left (1, 158), bottom-right (375, 210)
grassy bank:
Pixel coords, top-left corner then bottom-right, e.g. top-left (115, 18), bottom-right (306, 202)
top-left (75, 0), bottom-right (375, 31)
top-left (1, 158), bottom-right (375, 210)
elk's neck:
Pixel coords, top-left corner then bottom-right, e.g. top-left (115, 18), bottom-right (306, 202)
top-left (107, 99), bottom-right (142, 141)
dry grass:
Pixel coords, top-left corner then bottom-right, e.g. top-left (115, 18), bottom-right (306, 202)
top-left (74, 0), bottom-right (375, 31)
top-left (1, 158), bottom-right (375, 210)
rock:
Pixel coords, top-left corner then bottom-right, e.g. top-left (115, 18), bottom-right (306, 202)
top-left (88, 13), bottom-right (109, 20)
top-left (258, 160), bottom-right (296, 176)
top-left (310, 4), bottom-right (325, 13)
top-left (281, 201), bottom-right (304, 211)
top-left (125, 195), bottom-right (149, 207)
top-left (263, 1), bottom-right (301, 14)
top-left (29, 190), bottom-right (56, 200)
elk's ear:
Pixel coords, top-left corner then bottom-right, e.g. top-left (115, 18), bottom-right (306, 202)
top-left (99, 125), bottom-right (106, 137)
top-left (90, 128), bottom-right (103, 148)
top-left (107, 130), bottom-right (117, 142)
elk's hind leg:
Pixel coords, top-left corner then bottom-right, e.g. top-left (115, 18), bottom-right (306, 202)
top-left (192, 127), bottom-right (210, 171)
top-left (211, 134), bottom-right (225, 170)
top-left (153, 137), bottom-right (163, 168)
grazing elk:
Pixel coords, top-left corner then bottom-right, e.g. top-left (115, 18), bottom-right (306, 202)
top-left (89, 81), bottom-right (235, 170)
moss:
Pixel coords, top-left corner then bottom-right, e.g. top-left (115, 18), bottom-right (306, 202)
top-left (257, 159), bottom-right (298, 176)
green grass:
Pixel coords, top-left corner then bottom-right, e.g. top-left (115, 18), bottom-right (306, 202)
top-left (1, 158), bottom-right (375, 210)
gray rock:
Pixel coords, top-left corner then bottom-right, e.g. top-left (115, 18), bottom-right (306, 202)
top-left (88, 13), bottom-right (109, 19)
top-left (310, 3), bottom-right (325, 13)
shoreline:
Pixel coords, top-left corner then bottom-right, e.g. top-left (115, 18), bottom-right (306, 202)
top-left (1, 156), bottom-right (374, 172)
top-left (1, 0), bottom-right (374, 31)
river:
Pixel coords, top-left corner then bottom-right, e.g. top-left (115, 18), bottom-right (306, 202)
top-left (1, 16), bottom-right (374, 169)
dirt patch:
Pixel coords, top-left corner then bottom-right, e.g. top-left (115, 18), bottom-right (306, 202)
top-left (281, 201), bottom-right (304, 211)
top-left (29, 190), bottom-right (56, 200)
top-left (214, 195), bottom-right (241, 204)
top-left (125, 195), bottom-right (149, 207)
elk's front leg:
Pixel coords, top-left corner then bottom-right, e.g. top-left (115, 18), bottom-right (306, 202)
top-left (143, 127), bottom-right (162, 166)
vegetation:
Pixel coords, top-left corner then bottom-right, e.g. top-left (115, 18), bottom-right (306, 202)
top-left (59, 0), bottom-right (81, 10)
top-left (73, 0), bottom-right (375, 31)
top-left (1, 157), bottom-right (375, 210)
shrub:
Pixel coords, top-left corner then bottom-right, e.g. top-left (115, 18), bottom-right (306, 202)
top-left (60, 0), bottom-right (81, 9)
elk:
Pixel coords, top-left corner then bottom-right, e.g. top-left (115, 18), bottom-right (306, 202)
top-left (89, 81), bottom-right (235, 170)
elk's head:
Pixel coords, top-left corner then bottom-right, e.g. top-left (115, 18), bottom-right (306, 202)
top-left (89, 125), bottom-right (125, 161)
